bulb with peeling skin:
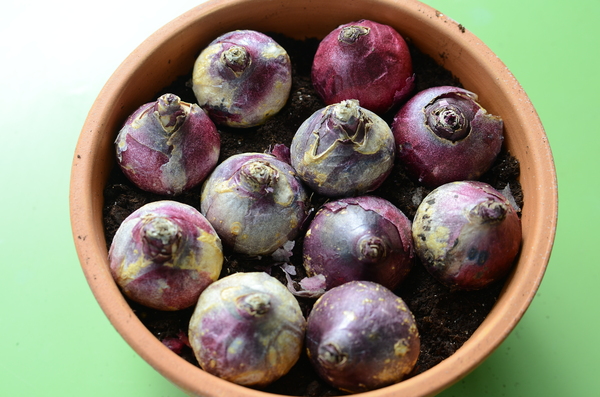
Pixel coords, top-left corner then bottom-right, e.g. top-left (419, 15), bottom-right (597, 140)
top-left (302, 196), bottom-right (414, 291)
top-left (108, 200), bottom-right (223, 311)
top-left (306, 281), bottom-right (420, 393)
top-left (290, 99), bottom-right (395, 197)
top-left (188, 272), bottom-right (306, 387)
top-left (312, 19), bottom-right (415, 114)
top-left (412, 181), bottom-right (522, 290)
top-left (200, 152), bottom-right (309, 256)
top-left (115, 93), bottom-right (220, 196)
top-left (192, 30), bottom-right (292, 128)
top-left (392, 86), bottom-right (504, 188)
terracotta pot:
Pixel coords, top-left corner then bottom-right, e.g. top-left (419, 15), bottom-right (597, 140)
top-left (69, 0), bottom-right (558, 396)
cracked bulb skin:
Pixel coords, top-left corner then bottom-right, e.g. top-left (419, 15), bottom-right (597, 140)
top-left (108, 201), bottom-right (223, 311)
top-left (200, 152), bottom-right (308, 256)
top-left (311, 19), bottom-right (414, 114)
top-left (188, 272), bottom-right (306, 387)
top-left (115, 93), bottom-right (220, 196)
top-left (306, 281), bottom-right (420, 393)
top-left (302, 196), bottom-right (414, 291)
top-left (290, 100), bottom-right (395, 198)
top-left (392, 86), bottom-right (504, 188)
top-left (192, 30), bottom-right (292, 128)
top-left (412, 181), bottom-right (522, 290)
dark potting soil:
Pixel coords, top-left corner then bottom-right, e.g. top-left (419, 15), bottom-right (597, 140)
top-left (102, 33), bottom-right (523, 396)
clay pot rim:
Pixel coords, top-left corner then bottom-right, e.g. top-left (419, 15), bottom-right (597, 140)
top-left (69, 0), bottom-right (558, 396)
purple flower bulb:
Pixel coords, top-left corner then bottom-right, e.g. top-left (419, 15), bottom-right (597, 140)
top-left (306, 281), bottom-right (420, 393)
top-left (108, 200), bottom-right (223, 310)
top-left (115, 93), bottom-right (220, 196)
top-left (392, 86), bottom-right (504, 187)
top-left (302, 196), bottom-right (414, 290)
top-left (290, 99), bottom-right (395, 197)
top-left (192, 30), bottom-right (292, 127)
top-left (188, 272), bottom-right (306, 387)
top-left (311, 19), bottom-right (414, 114)
top-left (412, 181), bottom-right (522, 290)
top-left (200, 153), bottom-right (309, 256)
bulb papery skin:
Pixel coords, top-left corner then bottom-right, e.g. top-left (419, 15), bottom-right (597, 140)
top-left (189, 272), bottom-right (306, 387)
top-left (290, 100), bottom-right (395, 198)
top-left (392, 86), bottom-right (504, 188)
top-left (108, 200), bottom-right (224, 311)
top-left (306, 281), bottom-right (420, 393)
top-left (192, 30), bottom-right (292, 128)
top-left (311, 19), bottom-right (414, 115)
top-left (303, 196), bottom-right (414, 291)
top-left (115, 93), bottom-right (220, 196)
top-left (200, 153), bottom-right (309, 256)
top-left (412, 181), bottom-right (522, 290)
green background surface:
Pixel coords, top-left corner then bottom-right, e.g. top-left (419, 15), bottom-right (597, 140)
top-left (1, 0), bottom-right (597, 395)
